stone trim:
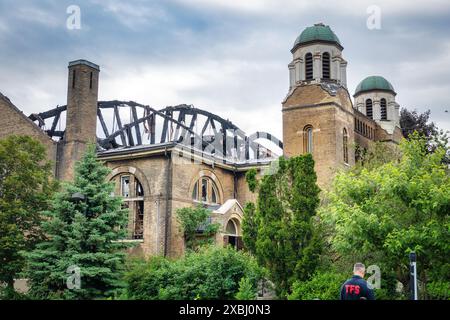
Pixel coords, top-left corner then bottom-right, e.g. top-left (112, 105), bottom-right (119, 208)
top-left (283, 101), bottom-right (354, 118)
top-left (107, 165), bottom-right (151, 197)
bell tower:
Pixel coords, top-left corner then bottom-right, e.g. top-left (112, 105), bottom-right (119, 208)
top-left (282, 24), bottom-right (355, 187)
top-left (58, 59), bottom-right (100, 181)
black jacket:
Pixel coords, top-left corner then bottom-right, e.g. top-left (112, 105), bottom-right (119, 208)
top-left (340, 275), bottom-right (375, 300)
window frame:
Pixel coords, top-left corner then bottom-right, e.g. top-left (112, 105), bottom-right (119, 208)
top-left (380, 98), bottom-right (387, 120)
top-left (366, 99), bottom-right (373, 119)
top-left (305, 53), bottom-right (313, 80)
top-left (121, 175), bottom-right (130, 198)
top-left (118, 174), bottom-right (145, 240)
top-left (303, 125), bottom-right (314, 154)
top-left (343, 128), bottom-right (349, 164)
top-left (322, 52), bottom-right (330, 80)
top-left (192, 177), bottom-right (220, 205)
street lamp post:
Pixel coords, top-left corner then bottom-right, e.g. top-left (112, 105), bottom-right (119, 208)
top-left (71, 192), bottom-right (88, 216)
top-left (409, 252), bottom-right (418, 300)
top-left (71, 192), bottom-right (85, 202)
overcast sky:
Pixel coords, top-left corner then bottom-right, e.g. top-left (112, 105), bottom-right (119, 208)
top-left (1, 0), bottom-right (449, 139)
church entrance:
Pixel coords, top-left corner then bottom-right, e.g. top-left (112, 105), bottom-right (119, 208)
top-left (223, 219), bottom-right (243, 250)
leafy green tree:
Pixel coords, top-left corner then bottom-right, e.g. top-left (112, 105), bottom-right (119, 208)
top-left (400, 108), bottom-right (449, 163)
top-left (0, 135), bottom-right (57, 298)
top-left (176, 205), bottom-right (220, 251)
top-left (125, 246), bottom-right (265, 300)
top-left (321, 133), bottom-right (450, 299)
top-left (400, 109), bottom-right (438, 140)
top-left (242, 202), bottom-right (257, 254)
top-left (243, 155), bottom-right (322, 298)
top-left (354, 141), bottom-right (401, 170)
top-left (24, 144), bottom-right (129, 299)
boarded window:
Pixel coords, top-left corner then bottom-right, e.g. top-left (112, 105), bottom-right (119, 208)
top-left (72, 70), bottom-right (76, 88)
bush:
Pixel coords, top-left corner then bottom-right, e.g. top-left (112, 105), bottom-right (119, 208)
top-left (288, 271), bottom-right (347, 300)
top-left (125, 246), bottom-right (265, 300)
top-left (426, 281), bottom-right (450, 300)
top-left (176, 206), bottom-right (220, 251)
top-left (235, 277), bottom-right (257, 300)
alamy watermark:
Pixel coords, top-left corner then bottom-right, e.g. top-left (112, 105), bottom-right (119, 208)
top-left (366, 264), bottom-right (381, 289)
top-left (66, 265), bottom-right (81, 290)
top-left (367, 5), bottom-right (382, 30)
top-left (66, 5), bottom-right (81, 30)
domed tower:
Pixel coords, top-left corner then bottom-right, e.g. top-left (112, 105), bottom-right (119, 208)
top-left (288, 23), bottom-right (348, 89)
top-left (353, 76), bottom-right (400, 135)
top-left (283, 23), bottom-right (355, 187)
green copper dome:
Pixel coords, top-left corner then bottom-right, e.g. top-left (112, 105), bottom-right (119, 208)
top-left (354, 76), bottom-right (396, 96)
top-left (292, 23), bottom-right (342, 51)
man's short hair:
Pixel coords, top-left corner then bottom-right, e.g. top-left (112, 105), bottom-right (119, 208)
top-left (353, 263), bottom-right (365, 273)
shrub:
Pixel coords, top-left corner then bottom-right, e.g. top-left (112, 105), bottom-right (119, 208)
top-left (176, 206), bottom-right (220, 251)
top-left (125, 246), bottom-right (265, 300)
top-left (426, 281), bottom-right (450, 300)
top-left (235, 277), bottom-right (257, 300)
top-left (288, 271), bottom-right (347, 300)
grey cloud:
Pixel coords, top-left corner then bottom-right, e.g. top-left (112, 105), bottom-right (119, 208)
top-left (0, 0), bottom-right (448, 138)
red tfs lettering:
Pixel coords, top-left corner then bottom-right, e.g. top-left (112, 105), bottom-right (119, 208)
top-left (345, 285), bottom-right (361, 295)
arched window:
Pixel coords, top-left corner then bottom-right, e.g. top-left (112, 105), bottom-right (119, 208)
top-left (303, 125), bottom-right (313, 154)
top-left (322, 52), bottom-right (330, 79)
top-left (117, 174), bottom-right (144, 239)
top-left (305, 53), bottom-right (313, 80)
top-left (366, 99), bottom-right (373, 119)
top-left (380, 98), bottom-right (387, 120)
top-left (343, 128), bottom-right (349, 164)
top-left (226, 220), bottom-right (237, 235)
top-left (192, 177), bottom-right (220, 204)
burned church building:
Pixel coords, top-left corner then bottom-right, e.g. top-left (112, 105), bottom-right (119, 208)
top-left (0, 24), bottom-right (402, 258)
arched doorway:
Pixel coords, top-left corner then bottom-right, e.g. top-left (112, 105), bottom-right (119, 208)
top-left (224, 218), bottom-right (243, 250)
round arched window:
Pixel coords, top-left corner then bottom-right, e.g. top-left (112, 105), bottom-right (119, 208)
top-left (303, 125), bottom-right (313, 154)
top-left (114, 174), bottom-right (145, 240)
top-left (192, 177), bottom-right (220, 204)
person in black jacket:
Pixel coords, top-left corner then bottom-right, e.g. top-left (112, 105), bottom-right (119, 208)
top-left (340, 263), bottom-right (375, 300)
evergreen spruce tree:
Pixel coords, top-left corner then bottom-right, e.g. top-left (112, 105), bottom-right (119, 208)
top-left (25, 144), bottom-right (129, 299)
top-left (243, 155), bottom-right (322, 298)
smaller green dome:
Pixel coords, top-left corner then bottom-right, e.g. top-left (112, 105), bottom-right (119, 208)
top-left (354, 76), bottom-right (396, 96)
top-left (292, 23), bottom-right (342, 51)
